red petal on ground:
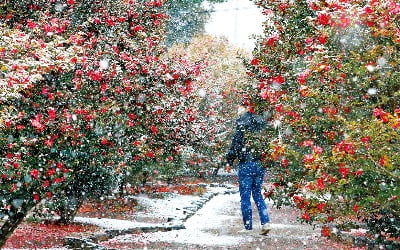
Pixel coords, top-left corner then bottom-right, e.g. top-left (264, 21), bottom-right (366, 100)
top-left (4, 222), bottom-right (98, 249)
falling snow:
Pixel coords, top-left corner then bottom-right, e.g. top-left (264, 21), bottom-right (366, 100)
top-left (1, 0), bottom-right (399, 249)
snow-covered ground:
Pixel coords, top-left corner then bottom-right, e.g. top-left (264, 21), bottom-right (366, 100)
top-left (104, 193), bottom-right (247, 247)
top-left (93, 185), bottom-right (341, 250)
top-left (74, 184), bottom-right (239, 232)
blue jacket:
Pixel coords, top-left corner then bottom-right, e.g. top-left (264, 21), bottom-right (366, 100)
top-left (226, 111), bottom-right (266, 166)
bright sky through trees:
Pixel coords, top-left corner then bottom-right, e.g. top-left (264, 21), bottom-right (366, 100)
top-left (204, 0), bottom-right (264, 51)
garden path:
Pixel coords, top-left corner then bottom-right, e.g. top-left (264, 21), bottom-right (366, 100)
top-left (91, 185), bottom-right (357, 249)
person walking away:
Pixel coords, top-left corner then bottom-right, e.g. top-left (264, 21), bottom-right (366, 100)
top-left (226, 105), bottom-right (271, 235)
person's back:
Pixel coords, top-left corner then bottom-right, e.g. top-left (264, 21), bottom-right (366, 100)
top-left (226, 111), bottom-right (266, 165)
top-left (226, 109), bottom-right (271, 235)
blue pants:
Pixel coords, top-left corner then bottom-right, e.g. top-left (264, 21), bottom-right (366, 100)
top-left (238, 161), bottom-right (270, 230)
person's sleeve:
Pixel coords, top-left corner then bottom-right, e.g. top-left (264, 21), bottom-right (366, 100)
top-left (226, 126), bottom-right (242, 166)
top-left (253, 114), bottom-right (266, 131)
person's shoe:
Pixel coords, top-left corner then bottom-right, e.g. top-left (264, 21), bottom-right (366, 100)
top-left (260, 223), bottom-right (271, 235)
top-left (238, 228), bottom-right (252, 234)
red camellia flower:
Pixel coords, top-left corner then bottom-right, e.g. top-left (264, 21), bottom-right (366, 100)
top-left (339, 13), bottom-right (351, 28)
top-left (373, 107), bottom-right (386, 117)
top-left (303, 154), bottom-right (315, 163)
top-left (378, 155), bottom-right (390, 167)
top-left (12, 162), bottom-right (19, 169)
top-left (43, 180), bottom-right (50, 188)
top-left (317, 34), bottom-right (328, 44)
top-left (280, 158), bottom-right (289, 167)
top-left (46, 168), bottom-right (56, 177)
top-left (100, 138), bottom-right (109, 145)
top-left (251, 58), bottom-right (259, 66)
top-left (300, 140), bottom-right (314, 147)
top-left (5, 120), bottom-right (12, 128)
top-left (100, 83), bottom-right (108, 93)
top-left (16, 124), bottom-right (25, 130)
top-left (361, 136), bottom-right (370, 143)
top-left (317, 177), bottom-right (325, 189)
top-left (313, 146), bottom-right (323, 154)
top-left (322, 226), bottom-right (331, 237)
top-left (278, 3), bottom-right (289, 12)
top-left (353, 204), bottom-right (359, 213)
top-left (297, 71), bottom-right (310, 84)
top-left (27, 19), bottom-right (37, 29)
top-left (272, 75), bottom-right (285, 84)
top-left (53, 177), bottom-right (64, 184)
top-left (56, 162), bottom-right (64, 169)
top-left (132, 25), bottom-right (145, 32)
top-left (106, 17), bottom-right (116, 26)
top-left (317, 13), bottom-right (331, 25)
top-left (9, 183), bottom-right (17, 192)
top-left (33, 193), bottom-right (40, 202)
top-left (30, 115), bottom-right (46, 133)
top-left (317, 202), bottom-right (326, 211)
top-left (145, 151), bottom-right (155, 158)
top-left (334, 141), bottom-right (355, 155)
top-left (381, 113), bottom-right (390, 123)
top-left (128, 113), bottom-right (136, 120)
top-left (266, 35), bottom-right (279, 46)
top-left (354, 169), bottom-right (363, 176)
top-left (47, 107), bottom-right (57, 121)
top-left (87, 70), bottom-right (103, 81)
top-left (339, 167), bottom-right (349, 178)
top-left (363, 6), bottom-right (374, 15)
top-left (373, 108), bottom-right (390, 123)
top-left (30, 169), bottom-right (40, 179)
top-left (301, 213), bottom-right (311, 221)
top-left (292, 195), bottom-right (304, 204)
top-left (322, 106), bottom-right (338, 115)
top-left (261, 66), bottom-right (270, 73)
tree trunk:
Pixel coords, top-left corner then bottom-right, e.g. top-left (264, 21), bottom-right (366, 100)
top-left (118, 170), bottom-right (127, 196)
top-left (58, 195), bottom-right (84, 224)
top-left (0, 205), bottom-right (32, 248)
top-left (119, 179), bottom-right (125, 196)
top-left (213, 166), bottom-right (220, 176)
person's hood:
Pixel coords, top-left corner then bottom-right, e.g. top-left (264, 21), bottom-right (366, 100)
top-left (237, 111), bottom-right (266, 132)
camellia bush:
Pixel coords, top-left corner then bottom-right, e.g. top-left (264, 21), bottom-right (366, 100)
top-left (247, 0), bottom-right (399, 245)
top-left (0, 0), bottom-right (205, 245)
